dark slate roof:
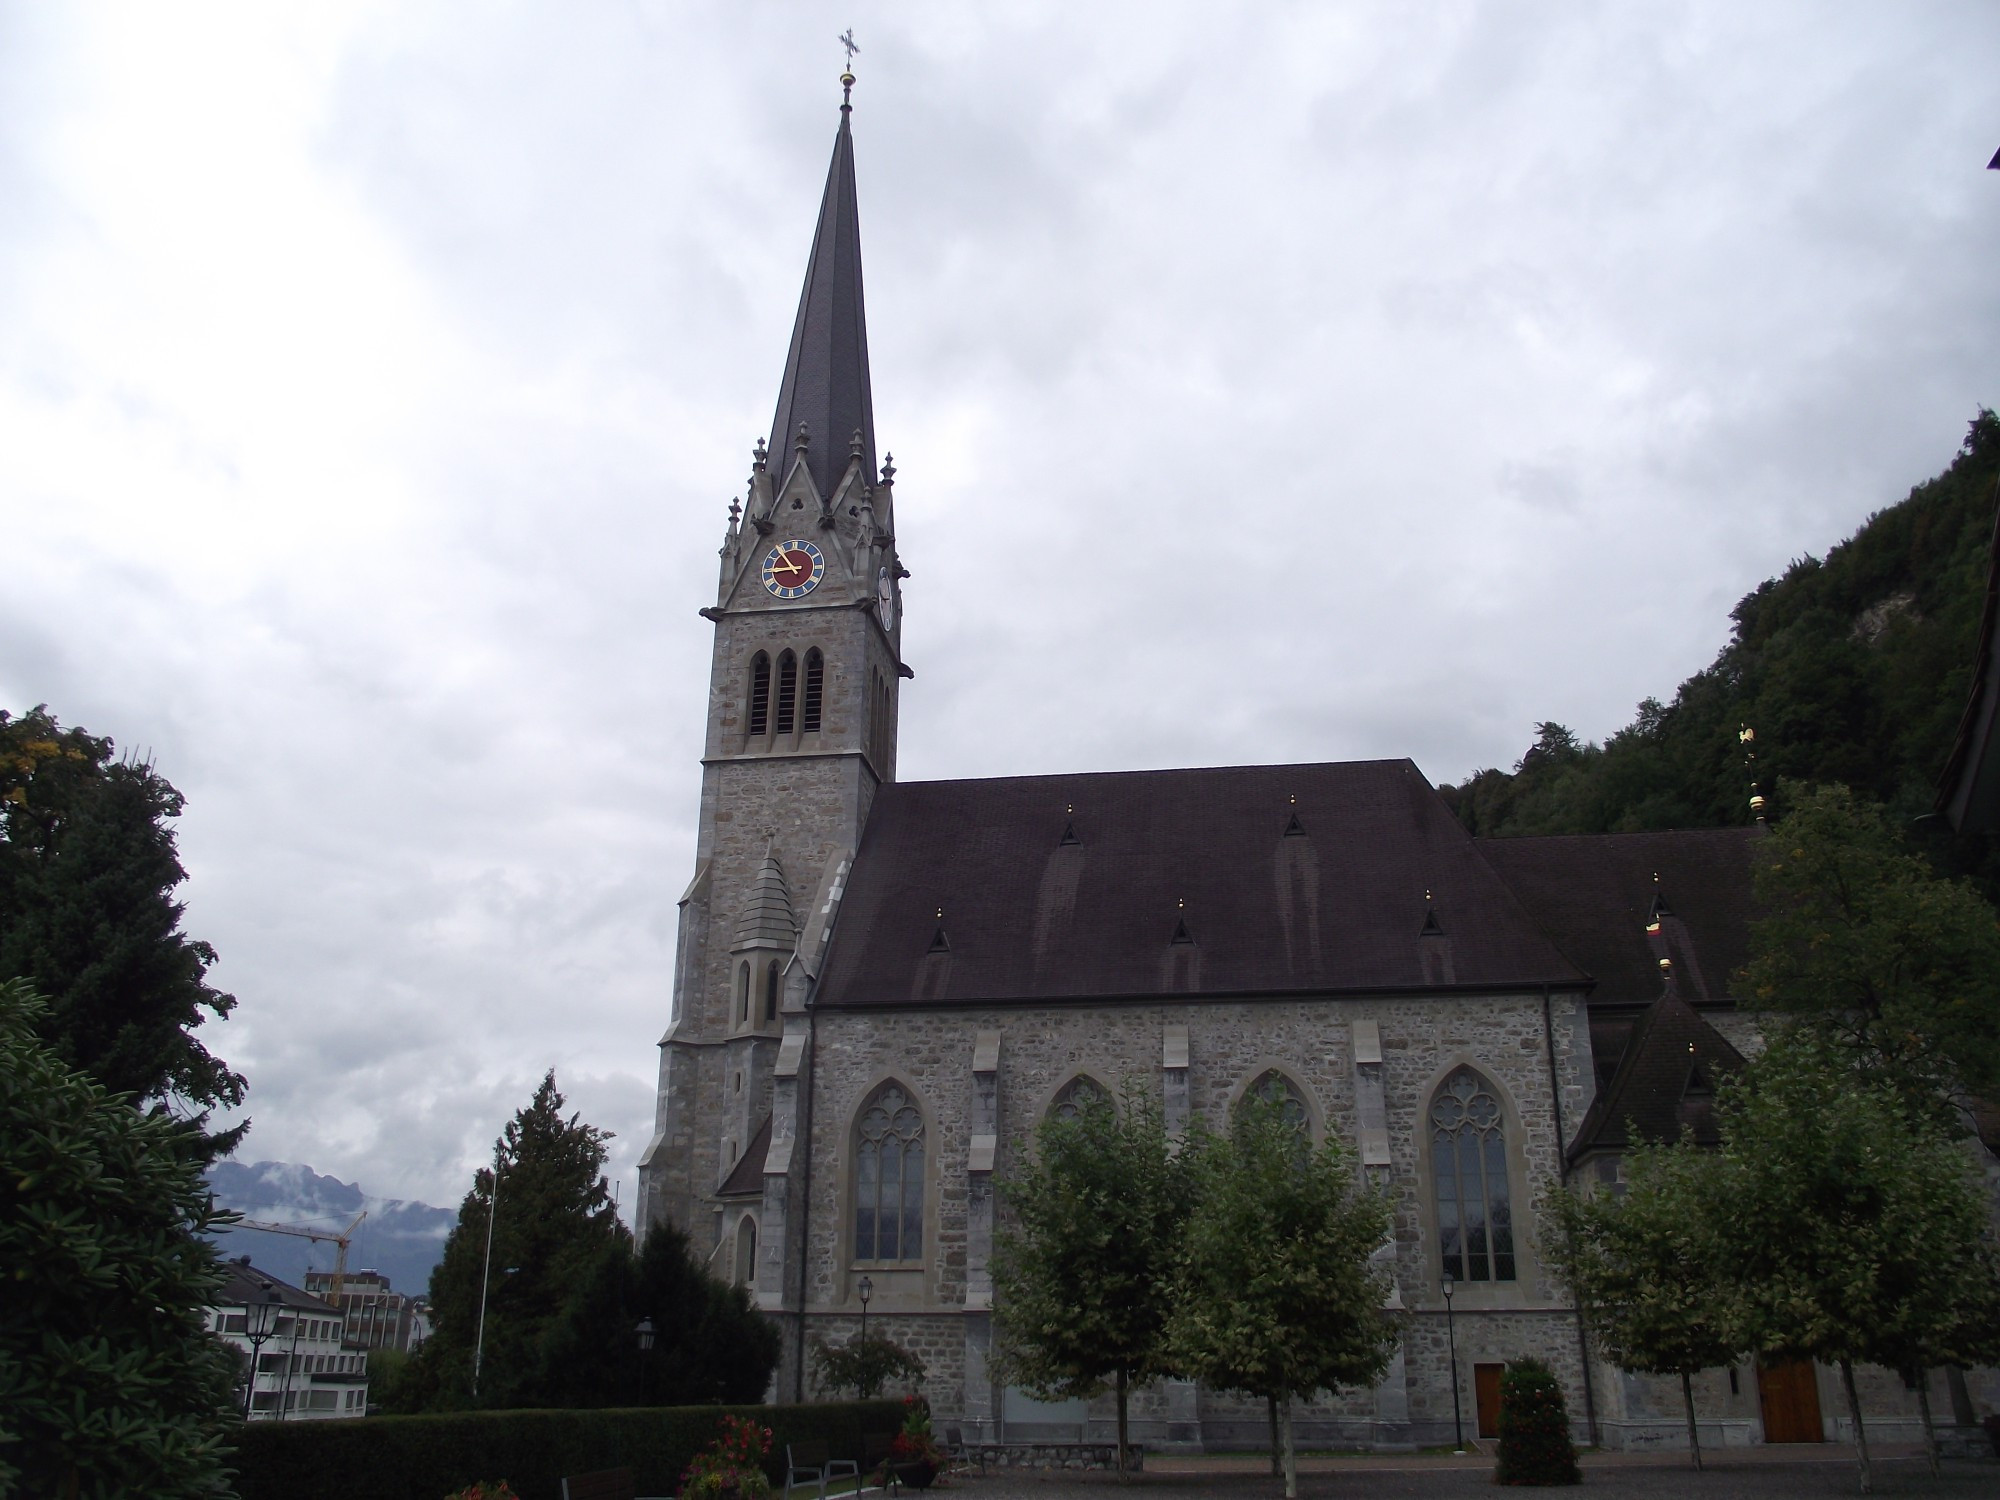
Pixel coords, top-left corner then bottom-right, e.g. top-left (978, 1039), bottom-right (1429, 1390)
top-left (1475, 827), bottom-right (1761, 1007)
top-left (719, 1114), bottom-right (772, 1198)
top-left (814, 760), bottom-right (1589, 1008)
top-left (216, 1259), bottom-right (335, 1313)
top-left (767, 101), bottom-right (875, 502)
top-left (1567, 992), bottom-right (1747, 1161)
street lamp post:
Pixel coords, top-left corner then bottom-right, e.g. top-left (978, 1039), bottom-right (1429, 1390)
top-left (1442, 1270), bottom-right (1464, 1454)
top-left (472, 1166), bottom-right (501, 1399)
top-left (635, 1318), bottom-right (655, 1406)
top-left (857, 1275), bottom-right (873, 1346)
top-left (241, 1285), bottom-right (282, 1420)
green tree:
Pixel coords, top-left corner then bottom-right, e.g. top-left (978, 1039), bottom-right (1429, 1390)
top-left (0, 707), bottom-right (245, 1156)
top-left (0, 978), bottom-right (240, 1498)
top-left (1165, 1100), bottom-right (1400, 1500)
top-left (992, 1086), bottom-right (1185, 1477)
top-left (1545, 1141), bottom-right (1745, 1469)
top-left (1443, 409), bottom-right (2000, 842)
top-left (809, 1334), bottom-right (926, 1400)
top-left (421, 1071), bottom-right (629, 1408)
top-left (1711, 1036), bottom-right (2000, 1495)
top-left (628, 1219), bottom-right (780, 1406)
top-left (1742, 782), bottom-right (2000, 1112)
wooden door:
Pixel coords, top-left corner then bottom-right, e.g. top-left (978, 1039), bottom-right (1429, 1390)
top-left (1474, 1363), bottom-right (1504, 1439)
top-left (1758, 1360), bottom-right (1823, 1443)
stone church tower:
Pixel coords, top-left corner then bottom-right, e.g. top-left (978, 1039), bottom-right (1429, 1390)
top-left (636, 77), bottom-right (906, 1251)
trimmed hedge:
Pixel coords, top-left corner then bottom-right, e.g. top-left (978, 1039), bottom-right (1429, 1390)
top-left (231, 1400), bottom-right (906, 1500)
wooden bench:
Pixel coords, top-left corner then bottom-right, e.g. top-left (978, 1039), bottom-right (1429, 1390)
top-left (561, 1468), bottom-right (634, 1500)
top-left (785, 1440), bottom-right (859, 1499)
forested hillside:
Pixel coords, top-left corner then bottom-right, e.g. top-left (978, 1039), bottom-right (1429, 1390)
top-left (1441, 410), bottom-right (2000, 841)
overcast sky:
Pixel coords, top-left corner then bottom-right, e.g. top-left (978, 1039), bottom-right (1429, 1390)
top-left (4, 2), bottom-right (1996, 1216)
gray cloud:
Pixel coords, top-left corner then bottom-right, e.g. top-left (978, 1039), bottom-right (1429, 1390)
top-left (4, 1), bottom-right (1997, 1209)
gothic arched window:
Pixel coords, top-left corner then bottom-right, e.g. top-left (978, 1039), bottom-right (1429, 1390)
top-left (775, 651), bottom-right (799, 735)
top-left (1432, 1067), bottom-right (1516, 1282)
top-left (802, 649), bottom-right (824, 733)
top-left (1241, 1070), bottom-right (1310, 1135)
top-left (747, 653), bottom-right (771, 738)
top-left (1049, 1075), bottom-right (1110, 1123)
top-left (735, 1215), bottom-right (758, 1288)
top-left (736, 962), bottom-right (750, 1025)
top-left (764, 960), bottom-right (781, 1022)
top-left (854, 1083), bottom-right (925, 1264)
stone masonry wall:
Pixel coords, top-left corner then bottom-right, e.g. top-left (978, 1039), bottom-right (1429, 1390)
top-left (801, 990), bottom-right (1598, 1443)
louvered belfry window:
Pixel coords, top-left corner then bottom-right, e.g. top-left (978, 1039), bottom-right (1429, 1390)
top-left (1433, 1067), bottom-right (1516, 1282)
top-left (747, 653), bottom-right (771, 737)
top-left (854, 1083), bottom-right (924, 1263)
top-left (802, 649), bottom-right (824, 732)
top-left (775, 651), bottom-right (798, 735)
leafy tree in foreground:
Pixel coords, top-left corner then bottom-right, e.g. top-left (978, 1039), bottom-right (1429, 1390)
top-left (1166, 1099), bottom-right (1400, 1500)
top-left (1494, 1358), bottom-right (1580, 1486)
top-left (422, 1070), bottom-right (630, 1408)
top-left (993, 1086), bottom-right (1185, 1476)
top-left (1545, 1140), bottom-right (1745, 1470)
top-left (0, 978), bottom-right (239, 1498)
top-left (1742, 781), bottom-right (2000, 1114)
top-left (0, 706), bottom-right (246, 1157)
top-left (1712, 1036), bottom-right (2000, 1495)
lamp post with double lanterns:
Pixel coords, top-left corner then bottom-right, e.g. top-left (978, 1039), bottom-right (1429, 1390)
top-left (241, 1284), bottom-right (283, 1419)
top-left (1442, 1270), bottom-right (1464, 1453)
top-left (857, 1275), bottom-right (873, 1346)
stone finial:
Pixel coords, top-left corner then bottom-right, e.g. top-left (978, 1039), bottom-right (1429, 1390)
top-left (850, 427), bottom-right (866, 458)
top-left (753, 438), bottom-right (768, 471)
top-left (880, 452), bottom-right (896, 483)
top-left (795, 421), bottom-right (811, 453)
top-left (728, 496), bottom-right (742, 527)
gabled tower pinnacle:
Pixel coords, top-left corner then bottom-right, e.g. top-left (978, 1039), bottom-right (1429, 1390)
top-left (767, 79), bottom-right (875, 502)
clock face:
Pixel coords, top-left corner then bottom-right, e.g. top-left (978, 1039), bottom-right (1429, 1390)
top-left (761, 539), bottom-right (825, 599)
top-left (876, 566), bottom-right (895, 631)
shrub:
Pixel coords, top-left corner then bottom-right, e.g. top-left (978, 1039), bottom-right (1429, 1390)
top-left (1494, 1358), bottom-right (1580, 1486)
top-left (809, 1334), bottom-right (926, 1399)
top-left (231, 1398), bottom-right (905, 1500)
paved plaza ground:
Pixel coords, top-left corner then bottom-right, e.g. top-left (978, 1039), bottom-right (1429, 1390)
top-left (940, 1447), bottom-right (1998, 1499)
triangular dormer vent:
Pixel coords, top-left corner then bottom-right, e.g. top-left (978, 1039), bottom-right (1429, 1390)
top-left (928, 907), bottom-right (951, 954)
top-left (1170, 917), bottom-right (1196, 946)
top-left (1283, 811), bottom-right (1307, 838)
top-left (1059, 820), bottom-right (1081, 847)
top-left (1420, 906), bottom-right (1445, 937)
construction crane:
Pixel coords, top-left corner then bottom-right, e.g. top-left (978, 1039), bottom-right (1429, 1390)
top-left (237, 1210), bottom-right (368, 1303)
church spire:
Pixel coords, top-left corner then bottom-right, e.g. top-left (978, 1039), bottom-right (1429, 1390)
top-left (767, 77), bottom-right (876, 503)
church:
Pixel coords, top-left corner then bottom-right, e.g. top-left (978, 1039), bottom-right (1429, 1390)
top-left (634, 76), bottom-right (1978, 1452)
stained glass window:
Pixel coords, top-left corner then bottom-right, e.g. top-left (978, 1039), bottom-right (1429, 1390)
top-left (1049, 1075), bottom-right (1109, 1122)
top-left (1432, 1067), bottom-right (1515, 1282)
top-left (854, 1083), bottom-right (925, 1264)
top-left (1243, 1070), bottom-right (1310, 1134)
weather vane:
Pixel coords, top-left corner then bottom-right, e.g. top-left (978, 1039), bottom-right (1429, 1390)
top-left (840, 28), bottom-right (859, 67)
